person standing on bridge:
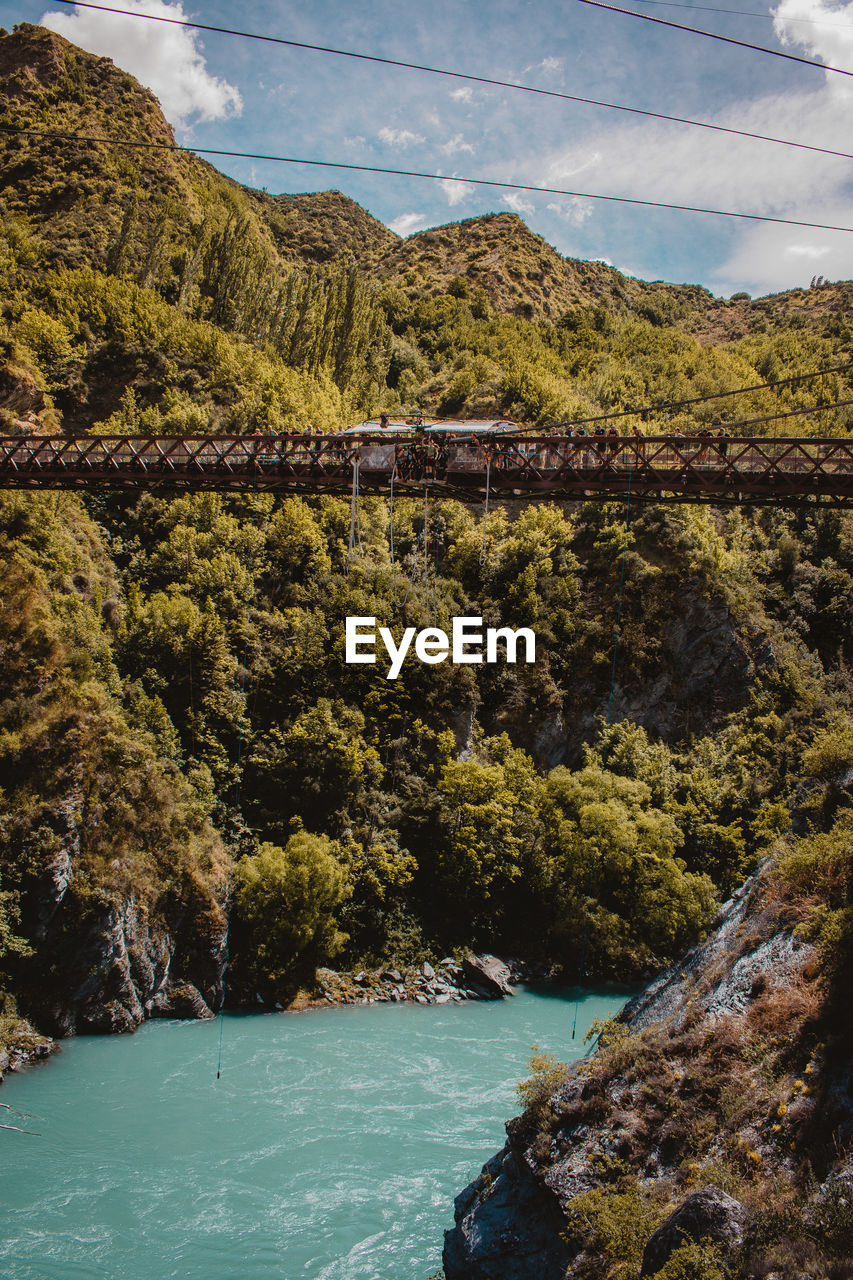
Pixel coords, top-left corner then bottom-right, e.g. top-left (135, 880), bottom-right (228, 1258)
top-left (715, 424), bottom-right (730, 463)
top-left (632, 423), bottom-right (646, 461)
top-left (697, 426), bottom-right (713, 466)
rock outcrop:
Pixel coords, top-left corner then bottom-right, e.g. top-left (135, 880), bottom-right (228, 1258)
top-left (309, 954), bottom-right (524, 1009)
top-left (13, 794), bottom-right (227, 1038)
top-left (443, 864), bottom-right (850, 1278)
top-left (640, 1187), bottom-right (747, 1276)
top-left (25, 894), bottom-right (226, 1037)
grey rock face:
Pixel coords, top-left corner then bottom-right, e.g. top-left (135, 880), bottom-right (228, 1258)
top-left (32, 798), bottom-right (78, 941)
top-left (562, 588), bottom-right (759, 760)
top-left (443, 1145), bottom-right (571, 1280)
top-left (532, 706), bottom-right (567, 770)
top-left (441, 866), bottom-right (825, 1280)
top-left (0, 364), bottom-right (45, 414)
top-left (640, 1187), bottom-right (747, 1276)
top-left (619, 868), bottom-right (804, 1035)
top-left (29, 896), bottom-right (225, 1037)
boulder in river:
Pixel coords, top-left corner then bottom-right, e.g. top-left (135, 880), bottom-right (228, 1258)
top-left (462, 954), bottom-right (514, 999)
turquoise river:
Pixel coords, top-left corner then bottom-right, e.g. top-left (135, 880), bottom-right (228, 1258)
top-left (0, 986), bottom-right (630, 1279)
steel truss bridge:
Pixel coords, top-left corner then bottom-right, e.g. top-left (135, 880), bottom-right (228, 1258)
top-left (2, 433), bottom-right (853, 507)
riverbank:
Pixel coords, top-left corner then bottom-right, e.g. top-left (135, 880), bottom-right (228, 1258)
top-left (0, 954), bottom-right (546, 1080)
top-left (0, 1012), bottom-right (55, 1084)
top-left (293, 953), bottom-right (541, 1010)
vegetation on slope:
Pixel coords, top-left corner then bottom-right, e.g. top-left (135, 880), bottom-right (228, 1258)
top-left (0, 25), bottom-right (851, 1060)
top-left (3, 23), bottom-right (853, 436)
top-left (504, 770), bottom-right (853, 1279)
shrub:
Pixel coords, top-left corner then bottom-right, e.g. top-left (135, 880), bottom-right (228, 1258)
top-left (232, 831), bottom-right (352, 993)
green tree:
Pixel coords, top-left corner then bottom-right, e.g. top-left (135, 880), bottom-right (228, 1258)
top-left (232, 832), bottom-right (351, 993)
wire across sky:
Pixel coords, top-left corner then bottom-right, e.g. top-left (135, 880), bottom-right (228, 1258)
top-left (4, 124), bottom-right (853, 234)
top-left (44, 0), bottom-right (853, 163)
top-left (578, 0), bottom-right (853, 77)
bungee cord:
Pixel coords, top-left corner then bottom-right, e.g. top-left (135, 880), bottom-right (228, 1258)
top-left (479, 458), bottom-right (492, 568)
top-left (346, 456), bottom-right (363, 572)
top-left (571, 457), bottom-right (634, 1041)
top-left (389, 466), bottom-right (399, 608)
top-left (217, 468), bottom-right (261, 1080)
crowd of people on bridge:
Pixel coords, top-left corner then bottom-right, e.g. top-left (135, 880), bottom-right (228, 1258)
top-left (241, 419), bottom-right (737, 481)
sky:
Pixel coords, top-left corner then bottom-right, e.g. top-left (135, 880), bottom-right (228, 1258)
top-left (2, 0), bottom-right (853, 297)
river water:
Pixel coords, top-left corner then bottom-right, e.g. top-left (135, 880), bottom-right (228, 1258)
top-left (1, 986), bottom-right (630, 1280)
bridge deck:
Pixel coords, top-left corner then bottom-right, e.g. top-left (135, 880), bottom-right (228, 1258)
top-left (1, 433), bottom-right (853, 506)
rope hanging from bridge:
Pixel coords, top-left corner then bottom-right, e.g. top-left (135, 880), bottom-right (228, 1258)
top-left (218, 472), bottom-right (261, 1080)
top-left (389, 465), bottom-right (399, 607)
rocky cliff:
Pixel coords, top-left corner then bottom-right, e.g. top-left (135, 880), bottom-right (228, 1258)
top-left (443, 855), bottom-right (853, 1278)
top-left (10, 787), bottom-right (227, 1038)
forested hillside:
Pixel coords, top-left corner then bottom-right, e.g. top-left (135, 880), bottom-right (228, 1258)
top-left (0, 19), bottom-right (851, 1086)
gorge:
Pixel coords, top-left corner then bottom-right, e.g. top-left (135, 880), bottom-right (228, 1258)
top-left (0, 20), bottom-right (852, 1280)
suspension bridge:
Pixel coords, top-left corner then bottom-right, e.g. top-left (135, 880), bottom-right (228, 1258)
top-left (1, 431), bottom-right (853, 506)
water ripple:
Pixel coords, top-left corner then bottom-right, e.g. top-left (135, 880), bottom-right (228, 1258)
top-left (0, 987), bottom-right (629, 1280)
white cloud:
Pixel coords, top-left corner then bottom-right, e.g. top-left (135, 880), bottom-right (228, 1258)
top-left (547, 197), bottom-right (594, 226)
top-left (440, 178), bottom-right (475, 206)
top-left (389, 212), bottom-right (431, 236)
top-left (539, 86), bottom-right (853, 220)
top-left (449, 87), bottom-right (474, 103)
top-left (786, 243), bottom-right (832, 259)
top-left (713, 215), bottom-right (853, 294)
top-left (773, 0), bottom-right (853, 91)
top-left (502, 191), bottom-right (535, 215)
top-left (344, 135), bottom-right (367, 148)
top-left (523, 56), bottom-right (563, 76)
top-left (41, 0), bottom-right (242, 128)
top-left (378, 127), bottom-right (426, 147)
top-left (441, 133), bottom-right (475, 155)
top-left (547, 151), bottom-right (602, 183)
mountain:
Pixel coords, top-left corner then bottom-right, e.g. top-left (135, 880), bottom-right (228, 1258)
top-left (4, 22), bottom-right (850, 345)
top-left (246, 188), bottom-right (398, 271)
top-left (377, 210), bottom-right (714, 323)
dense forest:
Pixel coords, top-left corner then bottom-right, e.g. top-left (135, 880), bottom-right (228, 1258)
top-left (0, 21), bottom-right (851, 1089)
top-left (1, 23), bottom-right (853, 1277)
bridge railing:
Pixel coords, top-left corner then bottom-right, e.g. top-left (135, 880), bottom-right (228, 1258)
top-left (1, 434), bottom-right (852, 496)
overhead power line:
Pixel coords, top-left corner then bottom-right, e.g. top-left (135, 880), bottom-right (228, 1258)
top-left (709, 395), bottom-right (853, 433)
top-left (633, 0), bottom-right (853, 28)
top-left (41, 0), bottom-right (853, 163)
top-left (544, 361), bottom-right (853, 428)
top-left (4, 125), bottom-right (853, 234)
top-left (578, 0), bottom-right (853, 77)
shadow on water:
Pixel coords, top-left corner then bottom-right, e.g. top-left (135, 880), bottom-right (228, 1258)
top-left (519, 980), bottom-right (637, 1006)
